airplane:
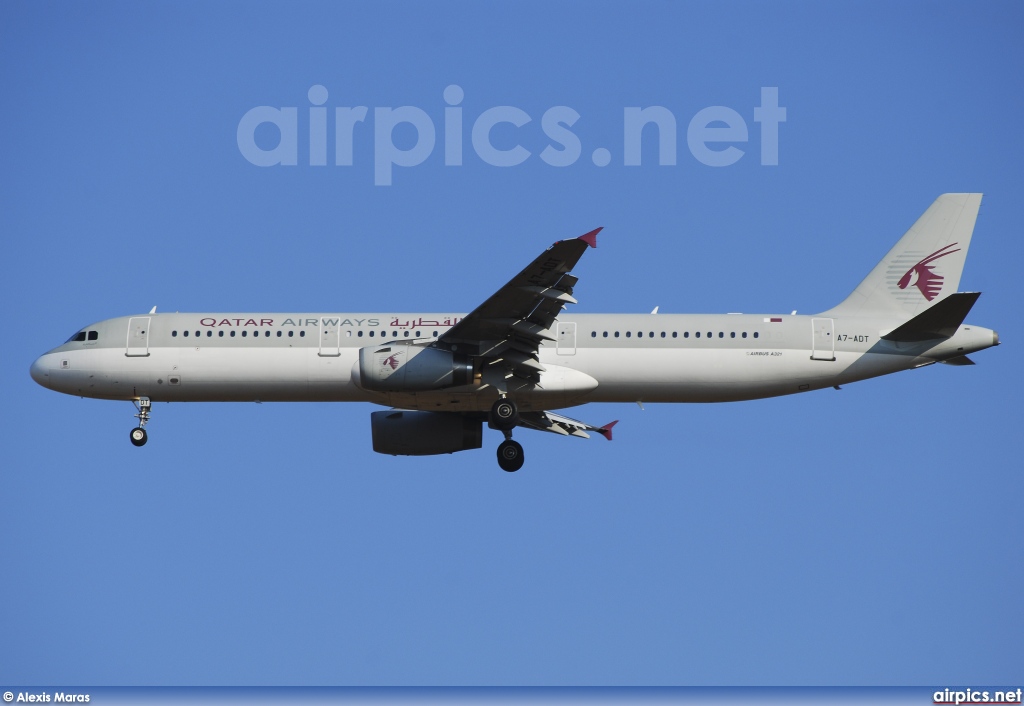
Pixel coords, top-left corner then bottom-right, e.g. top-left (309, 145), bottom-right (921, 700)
top-left (30, 193), bottom-right (998, 471)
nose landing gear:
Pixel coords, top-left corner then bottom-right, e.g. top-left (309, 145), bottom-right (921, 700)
top-left (130, 397), bottom-right (151, 447)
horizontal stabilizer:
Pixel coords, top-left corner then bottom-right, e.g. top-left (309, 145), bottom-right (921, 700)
top-left (882, 292), bottom-right (980, 342)
top-left (940, 354), bottom-right (975, 366)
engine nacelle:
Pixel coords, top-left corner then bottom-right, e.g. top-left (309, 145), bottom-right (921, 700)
top-left (370, 410), bottom-right (482, 456)
top-left (358, 343), bottom-right (473, 391)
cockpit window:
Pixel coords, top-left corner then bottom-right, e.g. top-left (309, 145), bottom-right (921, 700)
top-left (87, 331), bottom-right (98, 341)
top-left (66, 331), bottom-right (87, 343)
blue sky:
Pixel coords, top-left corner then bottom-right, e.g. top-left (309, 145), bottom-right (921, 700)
top-left (1, 0), bottom-right (1022, 686)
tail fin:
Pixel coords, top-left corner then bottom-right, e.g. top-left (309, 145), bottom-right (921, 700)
top-left (823, 193), bottom-right (982, 318)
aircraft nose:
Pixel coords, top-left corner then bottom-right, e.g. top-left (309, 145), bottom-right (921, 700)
top-left (993, 330), bottom-right (1000, 346)
top-left (30, 355), bottom-right (50, 388)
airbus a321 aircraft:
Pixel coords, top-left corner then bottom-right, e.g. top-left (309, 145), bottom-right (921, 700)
top-left (30, 194), bottom-right (998, 471)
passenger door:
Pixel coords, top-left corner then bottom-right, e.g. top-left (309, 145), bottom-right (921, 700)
top-left (125, 317), bottom-right (151, 357)
top-left (811, 318), bottom-right (835, 361)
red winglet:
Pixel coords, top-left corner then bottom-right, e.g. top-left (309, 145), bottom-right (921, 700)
top-left (598, 420), bottom-right (619, 441)
top-left (577, 227), bottom-right (602, 249)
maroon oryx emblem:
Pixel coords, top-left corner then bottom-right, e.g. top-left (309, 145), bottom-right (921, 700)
top-left (382, 354), bottom-right (400, 370)
top-left (897, 243), bottom-right (960, 301)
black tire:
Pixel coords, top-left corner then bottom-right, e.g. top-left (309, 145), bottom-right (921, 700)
top-left (489, 398), bottom-right (519, 430)
top-left (497, 439), bottom-right (524, 472)
top-left (130, 427), bottom-right (148, 447)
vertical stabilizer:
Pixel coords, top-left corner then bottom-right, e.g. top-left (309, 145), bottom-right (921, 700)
top-left (823, 193), bottom-right (982, 319)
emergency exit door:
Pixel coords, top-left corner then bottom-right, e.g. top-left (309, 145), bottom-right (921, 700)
top-left (319, 317), bottom-right (341, 357)
top-left (556, 322), bottom-right (576, 355)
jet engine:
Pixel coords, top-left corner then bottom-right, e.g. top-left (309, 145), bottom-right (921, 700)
top-left (358, 343), bottom-right (473, 391)
top-left (370, 410), bottom-right (482, 456)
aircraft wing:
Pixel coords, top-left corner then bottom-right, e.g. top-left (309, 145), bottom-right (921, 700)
top-left (440, 228), bottom-right (600, 382)
top-left (517, 410), bottom-right (618, 440)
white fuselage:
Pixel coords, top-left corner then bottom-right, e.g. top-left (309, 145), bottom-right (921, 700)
top-left (30, 311), bottom-right (999, 412)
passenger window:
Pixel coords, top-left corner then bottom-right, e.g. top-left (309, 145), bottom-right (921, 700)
top-left (636, 331), bottom-right (642, 338)
top-left (300, 331), bottom-right (305, 337)
top-left (219, 331), bottom-right (224, 337)
top-left (358, 330), bottom-right (364, 337)
top-left (742, 332), bottom-right (747, 338)
top-left (241, 331), bottom-right (247, 337)
top-left (661, 332), bottom-right (666, 338)
top-left (753, 332), bottom-right (759, 338)
top-left (369, 331), bottom-right (375, 337)
top-left (288, 330), bottom-right (294, 337)
top-left (403, 331), bottom-right (410, 337)
top-left (683, 332), bottom-right (688, 338)
top-left (695, 332), bottom-right (700, 338)
top-left (603, 332), bottom-right (608, 338)
top-left (649, 332), bottom-right (654, 338)
top-left (277, 331), bottom-right (282, 337)
top-left (626, 331), bottom-right (631, 338)
top-left (719, 332), bottom-right (724, 338)
top-left (432, 331), bottom-right (438, 337)
top-left (416, 331), bottom-right (421, 337)
top-left (230, 331), bottom-right (236, 337)
top-left (172, 331), bottom-right (178, 337)
top-left (673, 332), bottom-right (678, 338)
top-left (207, 331), bottom-right (212, 337)
top-left (614, 332), bottom-right (619, 338)
top-left (184, 330), bottom-right (189, 337)
top-left (730, 332), bottom-right (735, 338)
top-left (591, 331), bottom-right (596, 338)
top-left (707, 332), bottom-right (712, 338)
top-left (195, 331), bottom-right (200, 337)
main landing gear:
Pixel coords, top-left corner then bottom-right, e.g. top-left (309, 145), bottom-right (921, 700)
top-left (130, 396), bottom-right (151, 447)
top-left (490, 397), bottom-right (524, 472)
top-left (497, 438), bottom-right (524, 472)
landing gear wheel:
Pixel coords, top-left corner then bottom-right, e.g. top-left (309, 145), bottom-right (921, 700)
top-left (130, 397), bottom-right (152, 447)
top-left (497, 439), bottom-right (524, 472)
top-left (489, 398), bottom-right (519, 430)
top-left (130, 427), bottom-right (148, 447)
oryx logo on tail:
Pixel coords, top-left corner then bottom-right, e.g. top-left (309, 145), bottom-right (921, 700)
top-left (897, 243), bottom-right (961, 301)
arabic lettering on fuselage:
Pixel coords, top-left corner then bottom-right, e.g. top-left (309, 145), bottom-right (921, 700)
top-left (197, 316), bottom-right (461, 328)
top-left (388, 317), bottom-right (461, 328)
